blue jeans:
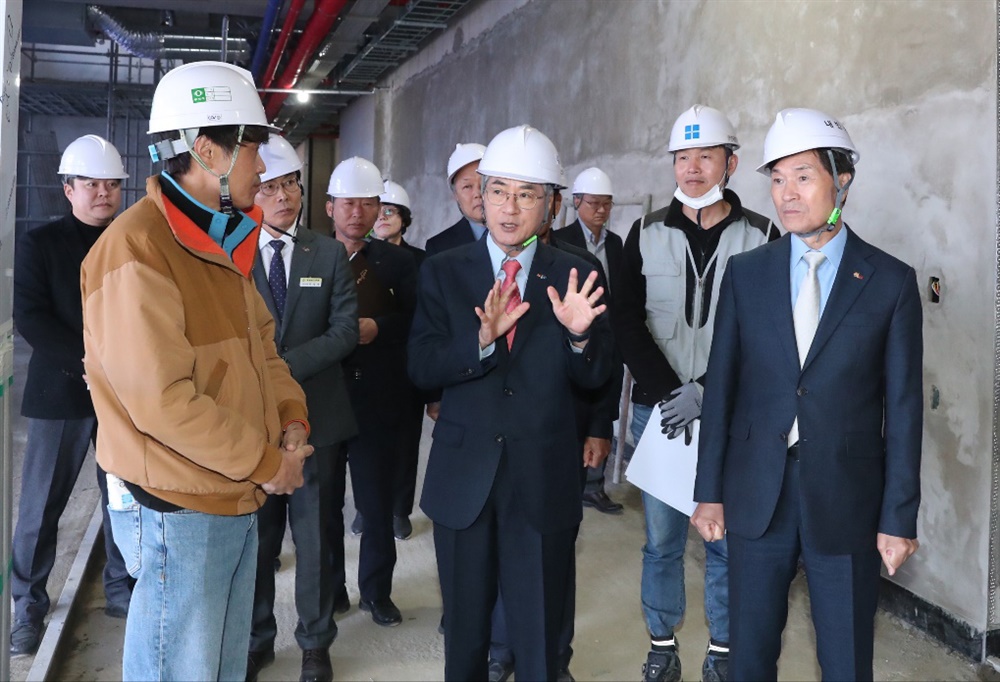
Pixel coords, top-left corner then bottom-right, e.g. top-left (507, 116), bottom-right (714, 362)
top-left (110, 504), bottom-right (258, 681)
top-left (632, 403), bottom-right (729, 643)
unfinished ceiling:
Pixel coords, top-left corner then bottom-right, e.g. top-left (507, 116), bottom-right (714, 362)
top-left (22, 0), bottom-right (474, 145)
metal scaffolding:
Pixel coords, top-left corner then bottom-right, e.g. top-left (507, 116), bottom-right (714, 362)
top-left (16, 44), bottom-right (158, 237)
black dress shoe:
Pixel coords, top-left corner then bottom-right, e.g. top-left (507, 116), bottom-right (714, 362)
top-left (333, 588), bottom-right (350, 614)
top-left (300, 647), bottom-right (333, 682)
top-left (10, 621), bottom-right (42, 656)
top-left (582, 489), bottom-right (624, 514)
top-left (487, 658), bottom-right (514, 682)
top-left (351, 512), bottom-right (364, 536)
top-left (393, 515), bottom-right (412, 540)
top-left (245, 648), bottom-right (275, 682)
top-left (360, 597), bottom-right (402, 626)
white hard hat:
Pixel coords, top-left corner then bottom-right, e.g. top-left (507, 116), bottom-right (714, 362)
top-left (259, 134), bottom-right (303, 182)
top-left (58, 134), bottom-right (128, 179)
top-left (447, 143), bottom-right (486, 183)
top-left (668, 105), bottom-right (740, 153)
top-left (379, 180), bottom-right (411, 209)
top-left (571, 167), bottom-right (613, 196)
top-left (148, 61), bottom-right (275, 135)
top-left (477, 125), bottom-right (564, 186)
top-left (757, 108), bottom-right (860, 175)
top-left (327, 157), bottom-right (385, 198)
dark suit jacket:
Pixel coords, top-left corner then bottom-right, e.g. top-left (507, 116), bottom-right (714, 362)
top-left (400, 238), bottom-right (426, 269)
top-left (424, 217), bottom-right (477, 257)
top-left (554, 219), bottom-right (623, 298)
top-left (14, 213), bottom-right (102, 419)
top-left (695, 228), bottom-right (923, 555)
top-left (549, 232), bottom-right (623, 441)
top-left (408, 240), bottom-right (614, 534)
top-left (342, 238), bottom-right (418, 389)
top-left (253, 226), bottom-right (360, 447)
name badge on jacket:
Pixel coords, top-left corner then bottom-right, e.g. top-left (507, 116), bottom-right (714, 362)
top-left (299, 277), bottom-right (322, 288)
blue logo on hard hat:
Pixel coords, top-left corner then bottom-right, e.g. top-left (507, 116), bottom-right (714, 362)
top-left (684, 124), bottom-right (700, 140)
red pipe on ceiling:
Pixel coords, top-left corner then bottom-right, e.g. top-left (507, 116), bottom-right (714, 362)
top-left (264, 0), bottom-right (350, 120)
top-left (261, 0), bottom-right (307, 90)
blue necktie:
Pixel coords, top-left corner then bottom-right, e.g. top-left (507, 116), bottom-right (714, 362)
top-left (268, 240), bottom-right (287, 323)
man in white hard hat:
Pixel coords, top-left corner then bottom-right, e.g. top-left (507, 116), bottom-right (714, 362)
top-left (326, 156), bottom-right (418, 628)
top-left (10, 134), bottom-right (133, 656)
top-left (555, 166), bottom-right (625, 515)
top-left (486, 179), bottom-right (621, 682)
top-left (246, 134), bottom-right (359, 682)
top-left (425, 142), bottom-right (487, 256)
top-left (693, 108), bottom-right (922, 680)
top-left (81, 61), bottom-right (311, 681)
top-left (613, 105), bottom-right (780, 682)
top-left (373, 179), bottom-right (428, 541)
top-left (409, 124), bottom-right (613, 681)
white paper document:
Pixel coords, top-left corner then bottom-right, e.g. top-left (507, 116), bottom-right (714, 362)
top-left (625, 415), bottom-right (700, 517)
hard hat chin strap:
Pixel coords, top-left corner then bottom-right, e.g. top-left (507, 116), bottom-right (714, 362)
top-left (824, 148), bottom-right (853, 231)
top-left (187, 124), bottom-right (246, 215)
top-left (799, 149), bottom-right (855, 240)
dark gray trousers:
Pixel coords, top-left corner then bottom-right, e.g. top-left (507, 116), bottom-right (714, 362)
top-left (11, 417), bottom-right (131, 624)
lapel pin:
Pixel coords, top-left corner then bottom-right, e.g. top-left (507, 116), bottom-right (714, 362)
top-left (853, 271), bottom-right (864, 280)
top-left (302, 246), bottom-right (311, 252)
top-left (536, 273), bottom-right (547, 280)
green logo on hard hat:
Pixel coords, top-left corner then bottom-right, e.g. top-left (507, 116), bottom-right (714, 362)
top-left (190, 87), bottom-right (231, 104)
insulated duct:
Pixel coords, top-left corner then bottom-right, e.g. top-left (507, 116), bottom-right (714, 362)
top-left (86, 5), bottom-right (250, 61)
top-left (87, 5), bottom-right (161, 59)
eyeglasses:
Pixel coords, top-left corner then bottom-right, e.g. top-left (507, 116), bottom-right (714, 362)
top-left (380, 207), bottom-right (400, 218)
top-left (258, 177), bottom-right (302, 197)
top-left (582, 198), bottom-right (614, 212)
top-left (485, 187), bottom-right (541, 210)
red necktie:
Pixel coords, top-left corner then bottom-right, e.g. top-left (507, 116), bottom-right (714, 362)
top-left (501, 259), bottom-right (522, 350)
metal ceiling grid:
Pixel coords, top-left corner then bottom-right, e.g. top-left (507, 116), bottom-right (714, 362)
top-left (19, 0), bottom-right (476, 140)
top-left (19, 81), bottom-right (153, 120)
top-left (336, 0), bottom-right (469, 86)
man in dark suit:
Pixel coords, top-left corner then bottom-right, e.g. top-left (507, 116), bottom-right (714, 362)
top-left (487, 186), bottom-right (623, 682)
top-left (327, 156), bottom-right (418, 629)
top-left (424, 143), bottom-right (487, 256)
top-left (247, 134), bottom-right (359, 682)
top-left (10, 134), bottom-right (133, 656)
top-left (693, 108), bottom-right (923, 681)
top-left (555, 166), bottom-right (625, 515)
top-left (409, 125), bottom-right (613, 681)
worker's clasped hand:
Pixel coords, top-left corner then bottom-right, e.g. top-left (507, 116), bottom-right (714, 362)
top-left (262, 423), bottom-right (314, 495)
top-left (547, 268), bottom-right (606, 343)
top-left (475, 278), bottom-right (530, 349)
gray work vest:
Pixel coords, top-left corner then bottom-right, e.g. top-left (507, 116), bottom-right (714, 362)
top-left (639, 216), bottom-right (773, 384)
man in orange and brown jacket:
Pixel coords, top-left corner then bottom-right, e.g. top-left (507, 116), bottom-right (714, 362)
top-left (81, 61), bottom-right (311, 682)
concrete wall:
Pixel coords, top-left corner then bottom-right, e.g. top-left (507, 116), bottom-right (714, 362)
top-left (344, 0), bottom-right (1000, 632)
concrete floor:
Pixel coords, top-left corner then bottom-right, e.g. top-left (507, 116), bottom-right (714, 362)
top-left (6, 332), bottom-right (984, 680)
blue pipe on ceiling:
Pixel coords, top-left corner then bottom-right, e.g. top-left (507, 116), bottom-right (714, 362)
top-left (251, 0), bottom-right (284, 81)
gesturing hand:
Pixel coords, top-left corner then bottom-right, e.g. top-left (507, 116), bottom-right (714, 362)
top-left (546, 268), bottom-right (606, 337)
top-left (475, 278), bottom-right (530, 349)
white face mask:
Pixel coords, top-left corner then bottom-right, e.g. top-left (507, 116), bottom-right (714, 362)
top-left (674, 178), bottom-right (725, 211)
